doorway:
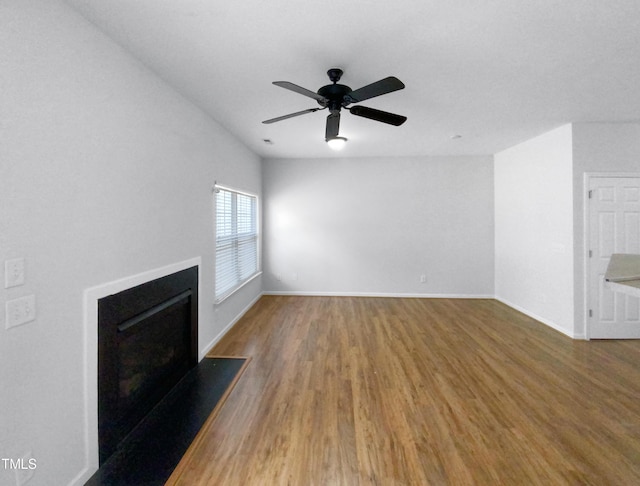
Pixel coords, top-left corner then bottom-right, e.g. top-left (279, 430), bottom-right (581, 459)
top-left (586, 174), bottom-right (640, 338)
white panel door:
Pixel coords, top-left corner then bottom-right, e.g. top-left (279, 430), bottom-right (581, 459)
top-left (588, 176), bottom-right (640, 338)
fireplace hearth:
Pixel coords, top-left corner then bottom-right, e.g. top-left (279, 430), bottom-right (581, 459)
top-left (97, 266), bottom-right (198, 464)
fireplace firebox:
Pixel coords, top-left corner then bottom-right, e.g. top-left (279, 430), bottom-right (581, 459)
top-left (97, 266), bottom-right (198, 464)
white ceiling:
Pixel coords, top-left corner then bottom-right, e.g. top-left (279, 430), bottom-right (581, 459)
top-left (64, 0), bottom-right (640, 159)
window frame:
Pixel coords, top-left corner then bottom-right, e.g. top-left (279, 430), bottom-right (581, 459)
top-left (213, 183), bottom-right (260, 304)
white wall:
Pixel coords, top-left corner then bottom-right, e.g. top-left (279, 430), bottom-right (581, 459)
top-left (0, 1), bottom-right (261, 485)
top-left (5, 4), bottom-right (634, 485)
top-left (494, 125), bottom-right (575, 336)
top-left (572, 122), bottom-right (640, 337)
top-left (262, 156), bottom-right (494, 297)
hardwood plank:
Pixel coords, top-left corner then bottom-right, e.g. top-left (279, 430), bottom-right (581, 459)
top-left (169, 296), bottom-right (640, 485)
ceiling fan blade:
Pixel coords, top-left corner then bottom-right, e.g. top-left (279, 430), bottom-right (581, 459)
top-left (262, 108), bottom-right (322, 124)
top-left (345, 77), bottom-right (405, 103)
top-left (349, 105), bottom-right (407, 126)
top-left (273, 81), bottom-right (328, 103)
top-left (325, 112), bottom-right (340, 139)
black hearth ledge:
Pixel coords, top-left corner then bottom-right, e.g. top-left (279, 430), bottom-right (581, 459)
top-left (86, 357), bottom-right (247, 486)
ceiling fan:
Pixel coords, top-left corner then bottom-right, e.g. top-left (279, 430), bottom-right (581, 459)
top-left (262, 68), bottom-right (407, 143)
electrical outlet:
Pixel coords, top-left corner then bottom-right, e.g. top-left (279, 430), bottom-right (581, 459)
top-left (5, 295), bottom-right (36, 329)
top-left (5, 258), bottom-right (25, 288)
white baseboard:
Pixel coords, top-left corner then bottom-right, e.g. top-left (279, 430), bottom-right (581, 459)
top-left (494, 295), bottom-right (581, 339)
top-left (199, 292), bottom-right (263, 360)
top-left (263, 290), bottom-right (494, 299)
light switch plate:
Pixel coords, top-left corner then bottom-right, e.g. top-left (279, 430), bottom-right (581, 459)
top-left (5, 295), bottom-right (36, 329)
top-left (5, 258), bottom-right (26, 288)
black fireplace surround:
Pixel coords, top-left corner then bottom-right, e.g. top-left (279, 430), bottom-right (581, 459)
top-left (97, 266), bottom-right (198, 464)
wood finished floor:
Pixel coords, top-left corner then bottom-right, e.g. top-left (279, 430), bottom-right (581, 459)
top-left (168, 296), bottom-right (640, 485)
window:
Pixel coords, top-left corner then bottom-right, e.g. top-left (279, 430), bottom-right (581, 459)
top-left (214, 185), bottom-right (259, 302)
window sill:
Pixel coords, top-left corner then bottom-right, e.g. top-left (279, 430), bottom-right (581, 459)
top-left (214, 271), bottom-right (262, 305)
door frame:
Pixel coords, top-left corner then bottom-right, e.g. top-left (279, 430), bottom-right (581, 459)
top-left (583, 172), bottom-right (640, 339)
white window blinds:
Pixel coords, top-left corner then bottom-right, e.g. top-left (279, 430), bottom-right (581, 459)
top-left (215, 186), bottom-right (258, 302)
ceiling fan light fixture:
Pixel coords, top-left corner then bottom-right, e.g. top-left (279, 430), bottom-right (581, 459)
top-left (326, 136), bottom-right (348, 150)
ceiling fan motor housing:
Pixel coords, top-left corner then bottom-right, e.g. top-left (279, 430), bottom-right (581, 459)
top-left (317, 83), bottom-right (352, 112)
top-left (316, 68), bottom-right (353, 112)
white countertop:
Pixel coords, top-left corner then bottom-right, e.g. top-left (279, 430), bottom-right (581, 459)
top-left (605, 254), bottom-right (640, 298)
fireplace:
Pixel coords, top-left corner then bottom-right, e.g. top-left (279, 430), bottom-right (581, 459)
top-left (97, 266), bottom-right (198, 464)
